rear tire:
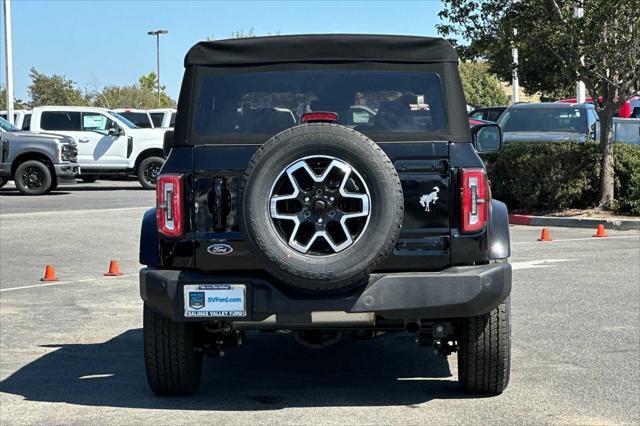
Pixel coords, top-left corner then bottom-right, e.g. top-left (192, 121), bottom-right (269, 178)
top-left (137, 156), bottom-right (164, 189)
top-left (143, 305), bottom-right (203, 396)
top-left (457, 298), bottom-right (511, 394)
top-left (14, 160), bottom-right (52, 195)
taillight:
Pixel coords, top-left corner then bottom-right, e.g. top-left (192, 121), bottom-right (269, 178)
top-left (460, 168), bottom-right (489, 233)
top-left (156, 174), bottom-right (183, 237)
top-left (301, 112), bottom-right (338, 123)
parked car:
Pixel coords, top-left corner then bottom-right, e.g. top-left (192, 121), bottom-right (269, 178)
top-left (0, 116), bottom-right (79, 195)
top-left (558, 96), bottom-right (640, 118)
top-left (139, 34), bottom-right (511, 397)
top-left (469, 106), bottom-right (507, 122)
top-left (0, 110), bottom-right (32, 130)
top-left (29, 106), bottom-right (166, 188)
top-left (147, 108), bottom-right (176, 128)
top-left (498, 102), bottom-right (598, 143)
top-left (612, 118), bottom-right (640, 144)
top-left (112, 108), bottom-right (155, 128)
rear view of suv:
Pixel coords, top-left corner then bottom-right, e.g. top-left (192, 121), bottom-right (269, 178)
top-left (139, 35), bottom-right (512, 397)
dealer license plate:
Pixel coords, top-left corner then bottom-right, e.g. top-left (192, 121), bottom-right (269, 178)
top-left (183, 284), bottom-right (246, 317)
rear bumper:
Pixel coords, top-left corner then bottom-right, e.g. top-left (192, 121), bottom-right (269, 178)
top-left (140, 263), bottom-right (511, 323)
top-left (54, 163), bottom-right (80, 184)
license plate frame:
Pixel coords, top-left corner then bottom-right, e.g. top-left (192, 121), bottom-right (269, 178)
top-left (183, 284), bottom-right (246, 318)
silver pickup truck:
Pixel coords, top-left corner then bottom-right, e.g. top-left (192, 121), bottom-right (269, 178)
top-left (0, 117), bottom-right (79, 195)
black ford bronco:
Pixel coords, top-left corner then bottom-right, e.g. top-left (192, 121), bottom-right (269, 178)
top-left (139, 34), bottom-right (512, 396)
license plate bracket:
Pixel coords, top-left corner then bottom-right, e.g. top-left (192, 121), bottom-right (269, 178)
top-left (183, 284), bottom-right (246, 317)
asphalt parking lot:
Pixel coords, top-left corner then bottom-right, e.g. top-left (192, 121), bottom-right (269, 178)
top-left (1, 180), bottom-right (639, 425)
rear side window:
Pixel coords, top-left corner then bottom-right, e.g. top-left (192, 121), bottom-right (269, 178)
top-left (486, 109), bottom-right (504, 122)
top-left (500, 108), bottom-right (586, 133)
top-left (22, 113), bottom-right (31, 130)
top-left (150, 112), bottom-right (164, 127)
top-left (40, 111), bottom-right (81, 131)
top-left (614, 121), bottom-right (640, 144)
top-left (170, 112), bottom-right (176, 127)
top-left (194, 71), bottom-right (447, 143)
top-left (119, 112), bottom-right (153, 128)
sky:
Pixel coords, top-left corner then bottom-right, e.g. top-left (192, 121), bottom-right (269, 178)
top-left (0, 0), bottom-right (445, 102)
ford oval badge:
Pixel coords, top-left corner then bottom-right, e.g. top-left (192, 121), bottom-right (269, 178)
top-left (207, 244), bottom-right (234, 255)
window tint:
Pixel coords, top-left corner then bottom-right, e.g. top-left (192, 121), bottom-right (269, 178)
top-left (22, 113), bottom-right (31, 130)
top-left (40, 111), bottom-right (81, 131)
top-left (170, 112), bottom-right (176, 127)
top-left (150, 112), bottom-right (164, 127)
top-left (486, 108), bottom-right (504, 122)
top-left (613, 121), bottom-right (640, 144)
top-left (499, 107), bottom-right (587, 133)
top-left (119, 112), bottom-right (152, 128)
top-left (469, 111), bottom-right (484, 120)
top-left (194, 71), bottom-right (447, 143)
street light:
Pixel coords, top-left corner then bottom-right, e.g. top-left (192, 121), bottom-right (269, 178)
top-left (147, 29), bottom-right (168, 106)
top-left (3, 0), bottom-right (15, 125)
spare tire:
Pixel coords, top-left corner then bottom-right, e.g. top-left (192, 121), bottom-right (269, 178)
top-left (240, 123), bottom-right (403, 291)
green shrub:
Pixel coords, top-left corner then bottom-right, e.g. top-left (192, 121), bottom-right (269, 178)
top-left (484, 142), bottom-right (640, 215)
top-left (613, 143), bottom-right (640, 215)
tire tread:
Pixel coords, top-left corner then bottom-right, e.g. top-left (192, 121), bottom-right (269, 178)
top-left (458, 298), bottom-right (511, 394)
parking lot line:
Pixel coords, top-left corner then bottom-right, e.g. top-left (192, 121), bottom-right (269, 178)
top-left (513, 235), bottom-right (639, 244)
top-left (0, 207), bottom-right (149, 218)
top-left (0, 274), bottom-right (137, 292)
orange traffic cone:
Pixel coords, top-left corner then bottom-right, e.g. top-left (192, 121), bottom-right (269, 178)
top-left (538, 228), bottom-right (552, 241)
top-left (41, 265), bottom-right (59, 282)
top-left (593, 224), bottom-right (608, 238)
top-left (104, 260), bottom-right (124, 276)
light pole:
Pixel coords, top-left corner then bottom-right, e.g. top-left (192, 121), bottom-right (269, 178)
top-left (147, 29), bottom-right (168, 106)
top-left (574, 1), bottom-right (586, 103)
top-left (3, 0), bottom-right (15, 124)
top-left (511, 28), bottom-right (519, 105)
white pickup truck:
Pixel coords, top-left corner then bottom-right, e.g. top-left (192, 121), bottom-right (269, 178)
top-left (147, 108), bottom-right (176, 128)
top-left (1, 110), bottom-right (32, 130)
top-left (29, 106), bottom-right (166, 188)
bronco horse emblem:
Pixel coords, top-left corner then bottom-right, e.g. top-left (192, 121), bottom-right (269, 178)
top-left (419, 186), bottom-right (440, 212)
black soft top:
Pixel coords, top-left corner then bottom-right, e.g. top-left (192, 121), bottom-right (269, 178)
top-left (185, 34), bottom-right (459, 66)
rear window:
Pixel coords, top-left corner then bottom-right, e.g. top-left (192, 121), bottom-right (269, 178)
top-left (613, 120), bottom-right (640, 144)
top-left (150, 112), bottom-right (164, 127)
top-left (499, 107), bottom-right (587, 133)
top-left (119, 112), bottom-right (153, 128)
top-left (194, 71), bottom-right (447, 143)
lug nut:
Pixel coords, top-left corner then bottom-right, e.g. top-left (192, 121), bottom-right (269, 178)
top-left (330, 196), bottom-right (335, 202)
top-left (329, 210), bottom-right (336, 217)
top-left (304, 197), bottom-right (310, 202)
top-left (317, 218), bottom-right (323, 224)
top-left (304, 211), bottom-right (311, 218)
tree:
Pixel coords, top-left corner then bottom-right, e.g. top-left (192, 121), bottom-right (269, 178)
top-left (138, 72), bottom-right (165, 92)
top-left (0, 86), bottom-right (28, 110)
top-left (230, 28), bottom-right (255, 39)
top-left (438, 0), bottom-right (640, 209)
top-left (27, 68), bottom-right (89, 107)
top-left (91, 73), bottom-right (175, 109)
top-left (459, 62), bottom-right (509, 107)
